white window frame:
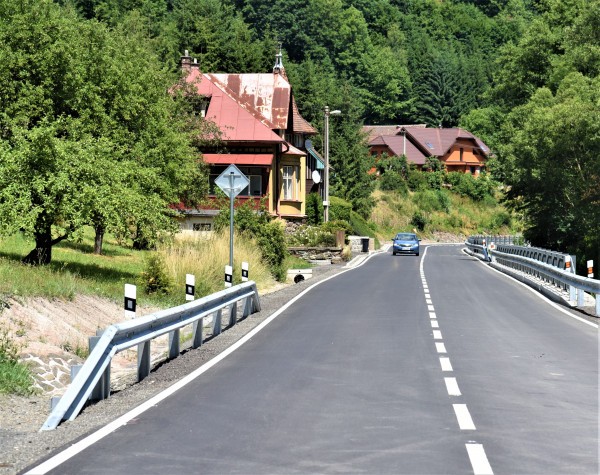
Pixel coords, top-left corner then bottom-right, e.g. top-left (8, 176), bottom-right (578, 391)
top-left (282, 165), bottom-right (300, 200)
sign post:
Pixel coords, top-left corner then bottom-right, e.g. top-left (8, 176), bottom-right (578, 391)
top-left (214, 164), bottom-right (249, 268)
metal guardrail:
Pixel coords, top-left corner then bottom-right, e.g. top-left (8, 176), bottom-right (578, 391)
top-left (465, 236), bottom-right (599, 316)
top-left (40, 281), bottom-right (261, 431)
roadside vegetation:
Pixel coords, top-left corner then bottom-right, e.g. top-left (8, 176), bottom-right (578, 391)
top-left (0, 315), bottom-right (35, 396)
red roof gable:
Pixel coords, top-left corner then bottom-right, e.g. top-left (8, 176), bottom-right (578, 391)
top-left (184, 69), bottom-right (284, 143)
top-left (369, 135), bottom-right (427, 165)
top-left (400, 127), bottom-right (489, 156)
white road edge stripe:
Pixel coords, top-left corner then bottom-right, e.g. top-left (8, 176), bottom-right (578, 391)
top-left (24, 247), bottom-right (383, 474)
top-left (466, 443), bottom-right (494, 474)
top-left (453, 404), bottom-right (476, 430)
top-left (462, 248), bottom-right (597, 329)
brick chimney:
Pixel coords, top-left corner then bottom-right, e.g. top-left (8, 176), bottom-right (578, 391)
top-left (181, 49), bottom-right (192, 73)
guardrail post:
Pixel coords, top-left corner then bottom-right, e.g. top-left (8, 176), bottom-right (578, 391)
top-left (242, 296), bottom-right (252, 318)
top-left (192, 317), bottom-right (204, 349)
top-left (214, 309), bottom-right (222, 335)
top-left (138, 341), bottom-right (151, 382)
top-left (229, 302), bottom-right (237, 327)
top-left (89, 334), bottom-right (110, 400)
top-left (169, 329), bottom-right (180, 359)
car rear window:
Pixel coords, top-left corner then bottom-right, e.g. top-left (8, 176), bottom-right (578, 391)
top-left (396, 233), bottom-right (416, 240)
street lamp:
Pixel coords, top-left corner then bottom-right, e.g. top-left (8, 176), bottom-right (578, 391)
top-left (324, 106), bottom-right (341, 222)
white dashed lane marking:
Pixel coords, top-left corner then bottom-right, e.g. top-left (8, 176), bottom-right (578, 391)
top-left (466, 444), bottom-right (494, 475)
top-left (453, 404), bottom-right (476, 430)
top-left (421, 246), bottom-right (493, 473)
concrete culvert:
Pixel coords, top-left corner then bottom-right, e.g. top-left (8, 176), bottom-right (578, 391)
top-left (294, 274), bottom-right (305, 284)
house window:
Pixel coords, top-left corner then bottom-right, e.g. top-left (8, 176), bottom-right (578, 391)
top-left (283, 165), bottom-right (299, 200)
top-left (460, 148), bottom-right (464, 162)
top-left (193, 223), bottom-right (212, 231)
top-left (241, 175), bottom-right (262, 196)
top-left (293, 134), bottom-right (304, 148)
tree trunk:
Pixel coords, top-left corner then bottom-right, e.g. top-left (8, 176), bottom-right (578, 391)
top-left (22, 227), bottom-right (53, 265)
top-left (94, 225), bottom-right (104, 255)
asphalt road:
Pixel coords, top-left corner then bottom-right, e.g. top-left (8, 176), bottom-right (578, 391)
top-left (31, 245), bottom-right (598, 474)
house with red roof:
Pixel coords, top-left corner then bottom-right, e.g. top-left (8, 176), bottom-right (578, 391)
top-left (366, 125), bottom-right (489, 175)
top-left (177, 51), bottom-right (323, 233)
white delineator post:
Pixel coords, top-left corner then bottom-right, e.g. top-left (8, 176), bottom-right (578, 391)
top-left (565, 256), bottom-right (577, 304)
top-left (185, 274), bottom-right (195, 301)
top-left (225, 265), bottom-right (233, 288)
top-left (124, 284), bottom-right (136, 319)
top-left (587, 260), bottom-right (594, 278)
top-left (241, 262), bottom-right (249, 282)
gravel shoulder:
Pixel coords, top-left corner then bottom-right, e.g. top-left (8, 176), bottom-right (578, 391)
top-left (0, 262), bottom-right (351, 475)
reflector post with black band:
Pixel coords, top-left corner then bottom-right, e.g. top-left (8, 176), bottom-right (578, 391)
top-left (241, 262), bottom-right (249, 282)
top-left (124, 284), bottom-right (136, 318)
top-left (186, 274), bottom-right (195, 301)
top-left (224, 265), bottom-right (233, 288)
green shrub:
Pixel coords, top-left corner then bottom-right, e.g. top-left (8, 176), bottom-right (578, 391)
top-left (321, 220), bottom-right (352, 236)
top-left (426, 171), bottom-right (445, 190)
top-left (350, 211), bottom-right (381, 249)
top-left (407, 169), bottom-right (428, 191)
top-left (329, 196), bottom-right (352, 222)
top-left (410, 211), bottom-right (428, 231)
top-left (141, 253), bottom-right (173, 294)
top-left (256, 221), bottom-right (288, 281)
top-left (380, 171), bottom-right (408, 193)
top-left (306, 192), bottom-right (324, 225)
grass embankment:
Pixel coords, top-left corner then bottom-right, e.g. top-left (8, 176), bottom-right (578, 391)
top-left (370, 188), bottom-right (521, 240)
top-left (0, 229), bottom-right (298, 307)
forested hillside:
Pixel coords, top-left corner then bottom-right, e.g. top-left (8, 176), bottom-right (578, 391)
top-left (1, 0), bottom-right (598, 266)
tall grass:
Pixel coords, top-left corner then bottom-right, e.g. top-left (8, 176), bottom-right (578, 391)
top-left (0, 320), bottom-right (35, 395)
top-left (158, 231), bottom-right (278, 299)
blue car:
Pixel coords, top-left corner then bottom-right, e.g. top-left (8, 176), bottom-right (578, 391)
top-left (392, 233), bottom-right (420, 256)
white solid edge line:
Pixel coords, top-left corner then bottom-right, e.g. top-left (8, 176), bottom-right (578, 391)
top-left (453, 404), bottom-right (476, 430)
top-left (466, 443), bottom-right (494, 475)
top-left (461, 249), bottom-right (598, 329)
top-left (26, 251), bottom-right (382, 474)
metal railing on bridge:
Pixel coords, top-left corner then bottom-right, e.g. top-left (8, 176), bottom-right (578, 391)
top-left (465, 236), bottom-right (599, 317)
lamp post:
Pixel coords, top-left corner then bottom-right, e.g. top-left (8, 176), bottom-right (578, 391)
top-left (324, 106), bottom-right (341, 223)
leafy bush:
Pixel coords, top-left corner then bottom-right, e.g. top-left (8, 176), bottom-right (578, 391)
top-left (288, 225), bottom-right (336, 247)
top-left (410, 211), bottom-right (428, 231)
top-left (306, 192), bottom-right (324, 225)
top-left (142, 253), bottom-right (173, 294)
top-left (425, 171), bottom-right (445, 190)
top-left (407, 169), bottom-right (428, 191)
top-left (445, 172), bottom-right (496, 201)
top-left (257, 221), bottom-right (288, 281)
top-left (413, 190), bottom-right (451, 213)
top-left (321, 220), bottom-right (352, 237)
top-left (380, 171), bottom-right (408, 193)
top-left (329, 196), bottom-right (352, 222)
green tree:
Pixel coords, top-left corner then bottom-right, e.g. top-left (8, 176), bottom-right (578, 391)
top-left (497, 73), bottom-right (600, 266)
top-left (0, 0), bottom-right (206, 263)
